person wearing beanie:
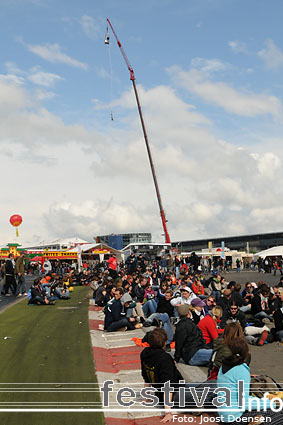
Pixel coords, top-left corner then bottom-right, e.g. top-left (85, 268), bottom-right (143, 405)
top-left (189, 297), bottom-right (206, 324)
top-left (174, 304), bottom-right (212, 366)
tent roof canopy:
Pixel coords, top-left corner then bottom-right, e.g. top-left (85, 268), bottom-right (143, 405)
top-left (68, 243), bottom-right (121, 254)
top-left (254, 245), bottom-right (283, 259)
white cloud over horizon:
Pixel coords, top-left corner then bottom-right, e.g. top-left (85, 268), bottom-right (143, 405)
top-left (258, 39), bottom-right (283, 70)
top-left (24, 41), bottom-right (88, 70)
top-left (1, 50), bottom-right (283, 245)
top-left (167, 64), bottom-right (283, 121)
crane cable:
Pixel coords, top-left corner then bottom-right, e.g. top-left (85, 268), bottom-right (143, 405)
top-left (105, 26), bottom-right (114, 121)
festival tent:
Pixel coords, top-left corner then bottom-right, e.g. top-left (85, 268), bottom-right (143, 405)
top-left (254, 245), bottom-right (283, 259)
top-left (68, 243), bottom-right (123, 262)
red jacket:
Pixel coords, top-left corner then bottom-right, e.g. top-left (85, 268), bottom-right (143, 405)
top-left (108, 257), bottom-right (118, 271)
top-left (192, 281), bottom-right (205, 296)
top-left (198, 315), bottom-right (223, 344)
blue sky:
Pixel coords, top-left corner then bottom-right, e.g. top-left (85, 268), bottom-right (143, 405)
top-left (1, 0), bottom-right (283, 244)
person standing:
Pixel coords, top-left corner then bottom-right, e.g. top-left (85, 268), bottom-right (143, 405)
top-left (15, 252), bottom-right (27, 296)
top-left (3, 253), bottom-right (17, 296)
top-left (107, 254), bottom-right (118, 279)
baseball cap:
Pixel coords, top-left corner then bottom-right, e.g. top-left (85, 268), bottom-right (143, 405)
top-left (181, 286), bottom-right (192, 293)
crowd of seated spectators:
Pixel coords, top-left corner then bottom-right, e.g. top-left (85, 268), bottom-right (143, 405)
top-left (86, 252), bottom-right (283, 423)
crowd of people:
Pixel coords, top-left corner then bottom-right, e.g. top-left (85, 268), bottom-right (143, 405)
top-left (1, 250), bottom-right (283, 422)
top-left (86, 252), bottom-right (283, 424)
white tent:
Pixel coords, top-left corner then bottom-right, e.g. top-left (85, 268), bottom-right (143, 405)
top-left (254, 245), bottom-right (283, 259)
top-left (68, 243), bottom-right (123, 262)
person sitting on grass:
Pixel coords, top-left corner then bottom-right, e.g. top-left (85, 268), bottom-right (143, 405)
top-left (28, 278), bottom-right (55, 305)
top-left (53, 278), bottom-right (70, 299)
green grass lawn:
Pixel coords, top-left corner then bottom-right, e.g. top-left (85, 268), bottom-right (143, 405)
top-left (0, 288), bottom-right (104, 425)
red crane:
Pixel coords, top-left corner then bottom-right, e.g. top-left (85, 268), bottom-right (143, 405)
top-left (106, 18), bottom-right (171, 244)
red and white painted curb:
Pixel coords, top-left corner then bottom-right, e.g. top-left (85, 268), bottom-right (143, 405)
top-left (88, 300), bottom-right (215, 424)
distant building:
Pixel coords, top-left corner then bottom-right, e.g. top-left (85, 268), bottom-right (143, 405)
top-left (22, 237), bottom-right (90, 251)
top-left (172, 231), bottom-right (283, 254)
top-left (96, 233), bottom-right (152, 249)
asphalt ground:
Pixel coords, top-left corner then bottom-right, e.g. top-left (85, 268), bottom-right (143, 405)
top-left (1, 271), bottom-right (283, 383)
top-left (0, 275), bottom-right (34, 312)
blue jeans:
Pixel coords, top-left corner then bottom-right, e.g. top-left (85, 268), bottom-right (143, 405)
top-left (175, 266), bottom-right (180, 278)
top-left (17, 274), bottom-right (26, 294)
top-left (240, 305), bottom-right (251, 313)
top-left (254, 311), bottom-right (273, 321)
top-left (211, 290), bottom-right (221, 302)
top-left (188, 348), bottom-right (212, 366)
top-left (106, 318), bottom-right (135, 332)
top-left (276, 330), bottom-right (283, 341)
top-left (147, 312), bottom-right (173, 344)
top-left (55, 288), bottom-right (70, 298)
top-left (142, 299), bottom-right (157, 316)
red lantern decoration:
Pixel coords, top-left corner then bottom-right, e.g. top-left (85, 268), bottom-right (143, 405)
top-left (9, 214), bottom-right (23, 237)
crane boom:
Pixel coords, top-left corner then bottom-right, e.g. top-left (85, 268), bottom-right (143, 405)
top-left (106, 18), bottom-right (171, 244)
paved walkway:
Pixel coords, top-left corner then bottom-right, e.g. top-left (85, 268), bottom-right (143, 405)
top-left (88, 300), bottom-right (216, 424)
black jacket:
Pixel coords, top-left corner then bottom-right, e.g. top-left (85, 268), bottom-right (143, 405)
top-left (132, 284), bottom-right (145, 303)
top-left (216, 296), bottom-right (230, 313)
top-left (95, 285), bottom-right (107, 306)
top-left (174, 316), bottom-right (207, 363)
top-left (5, 259), bottom-right (14, 276)
top-left (274, 307), bottom-right (283, 332)
top-left (251, 293), bottom-right (273, 315)
top-left (156, 297), bottom-right (174, 317)
top-left (29, 285), bottom-right (45, 303)
top-left (141, 347), bottom-right (183, 404)
top-left (220, 309), bottom-right (246, 330)
top-left (104, 299), bottom-right (126, 330)
top-left (230, 291), bottom-right (247, 307)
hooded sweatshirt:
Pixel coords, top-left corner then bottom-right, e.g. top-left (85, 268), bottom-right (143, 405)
top-left (217, 361), bottom-right (271, 423)
top-left (140, 347), bottom-right (183, 405)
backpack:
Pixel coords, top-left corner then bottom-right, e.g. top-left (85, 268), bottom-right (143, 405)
top-left (27, 288), bottom-right (32, 301)
top-left (250, 375), bottom-right (283, 398)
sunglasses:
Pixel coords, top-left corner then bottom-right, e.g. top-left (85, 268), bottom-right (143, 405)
top-left (247, 286), bottom-right (252, 289)
top-left (230, 307), bottom-right (238, 310)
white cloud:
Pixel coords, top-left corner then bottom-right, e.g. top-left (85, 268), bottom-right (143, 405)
top-left (0, 77), bottom-right (33, 111)
top-left (34, 88), bottom-right (56, 100)
top-left (167, 64), bottom-right (283, 120)
top-left (43, 200), bottom-right (159, 240)
top-left (191, 57), bottom-right (229, 73)
top-left (80, 15), bottom-right (101, 39)
top-left (258, 39), bottom-right (283, 69)
top-left (1, 76), bottom-right (283, 243)
top-left (26, 42), bottom-right (88, 70)
top-left (257, 152), bottom-right (281, 178)
top-left (28, 71), bottom-right (63, 87)
top-left (228, 40), bottom-right (247, 54)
